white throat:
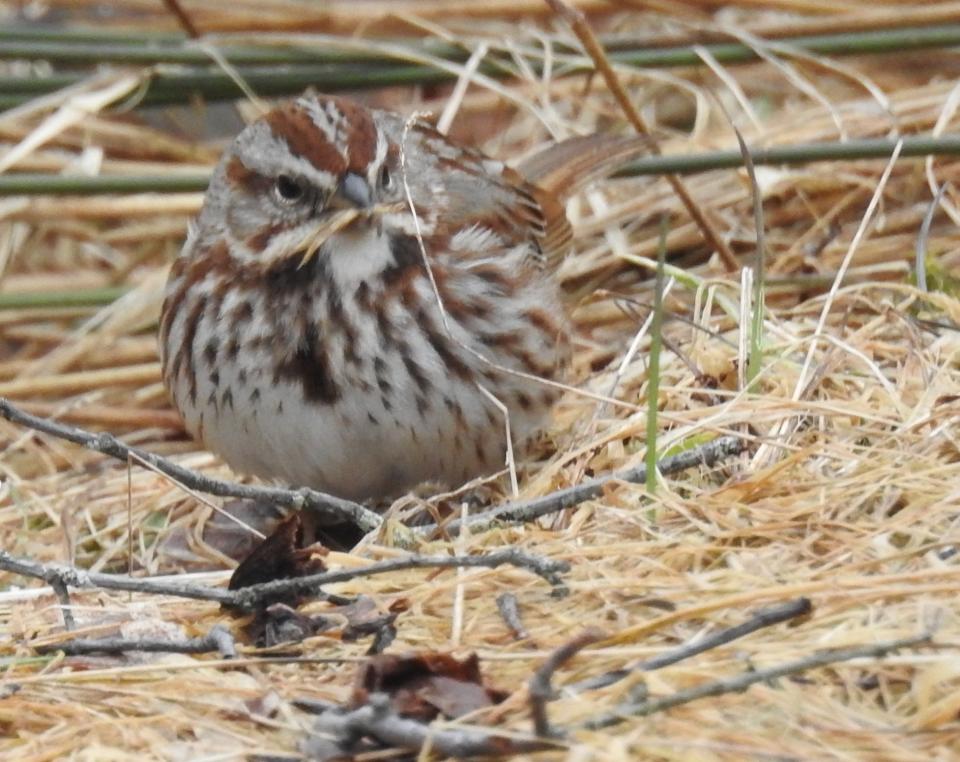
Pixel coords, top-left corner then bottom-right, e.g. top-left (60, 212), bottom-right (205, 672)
top-left (324, 226), bottom-right (397, 288)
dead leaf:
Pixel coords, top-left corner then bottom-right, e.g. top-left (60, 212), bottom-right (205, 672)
top-left (351, 652), bottom-right (508, 721)
top-left (228, 512), bottom-right (328, 599)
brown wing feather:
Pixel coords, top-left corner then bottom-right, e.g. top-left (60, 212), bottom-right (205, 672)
top-left (516, 134), bottom-right (648, 202)
top-left (392, 118), bottom-right (643, 274)
top-left (497, 164), bottom-right (572, 272)
top-left (510, 134), bottom-right (648, 271)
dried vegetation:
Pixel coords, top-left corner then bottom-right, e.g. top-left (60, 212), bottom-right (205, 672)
top-left (1, 0), bottom-right (959, 759)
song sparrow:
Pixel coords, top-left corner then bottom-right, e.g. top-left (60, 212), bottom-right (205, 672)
top-left (160, 95), bottom-right (643, 502)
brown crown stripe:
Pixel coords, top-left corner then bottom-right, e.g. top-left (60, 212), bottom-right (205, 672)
top-left (334, 98), bottom-right (379, 174)
top-left (265, 103), bottom-right (346, 176)
top-left (264, 97), bottom-right (380, 178)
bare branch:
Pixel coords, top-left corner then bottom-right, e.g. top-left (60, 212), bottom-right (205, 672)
top-left (565, 597), bottom-right (812, 695)
top-left (496, 592), bottom-right (530, 641)
top-left (0, 549), bottom-right (236, 605)
top-left (48, 577), bottom-right (76, 631)
top-left (0, 397), bottom-right (382, 532)
top-left (545, 0), bottom-right (740, 272)
top-left (0, 547), bottom-right (568, 613)
top-left (582, 632), bottom-right (933, 730)
top-left (36, 624), bottom-right (237, 658)
top-left (303, 693), bottom-right (554, 759)
top-left (432, 435), bottom-right (745, 534)
top-left (529, 628), bottom-right (605, 737)
top-left (227, 547), bottom-right (571, 610)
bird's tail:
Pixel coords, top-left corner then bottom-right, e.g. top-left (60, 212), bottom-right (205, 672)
top-left (515, 134), bottom-right (647, 202)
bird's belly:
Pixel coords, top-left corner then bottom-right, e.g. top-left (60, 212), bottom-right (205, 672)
top-left (177, 347), bottom-right (559, 502)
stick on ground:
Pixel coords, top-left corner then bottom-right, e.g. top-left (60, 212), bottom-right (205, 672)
top-left (0, 547), bottom-right (569, 612)
top-left (0, 397), bottom-right (382, 532)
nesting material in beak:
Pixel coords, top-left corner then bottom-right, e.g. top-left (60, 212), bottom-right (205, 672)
top-left (296, 209), bottom-right (360, 269)
top-left (292, 185), bottom-right (408, 269)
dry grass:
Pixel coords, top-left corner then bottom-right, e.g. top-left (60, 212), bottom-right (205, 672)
top-left (2, 1), bottom-right (960, 759)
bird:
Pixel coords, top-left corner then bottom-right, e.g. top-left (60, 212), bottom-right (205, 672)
top-left (160, 94), bottom-right (644, 502)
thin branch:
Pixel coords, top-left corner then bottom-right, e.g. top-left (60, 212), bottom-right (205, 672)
top-left (429, 435), bottom-right (745, 535)
top-left (546, 0), bottom-right (739, 272)
top-left (48, 577), bottom-right (75, 631)
top-left (161, 0), bottom-right (201, 38)
top-left (4, 136), bottom-right (960, 196)
top-left (304, 693), bottom-right (554, 758)
top-left (915, 181), bottom-right (946, 292)
top-left (496, 592), bottom-right (530, 641)
top-left (529, 628), bottom-right (605, 737)
top-left (0, 398), bottom-right (382, 532)
top-left (582, 632), bottom-right (933, 730)
top-left (227, 548), bottom-right (571, 610)
top-left (0, 549), bottom-right (236, 605)
top-left (36, 624), bottom-right (237, 658)
top-left (0, 547), bottom-right (569, 613)
top-left (564, 597), bottom-right (813, 695)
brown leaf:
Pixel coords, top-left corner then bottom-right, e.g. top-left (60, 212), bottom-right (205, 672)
top-left (228, 513), bottom-right (328, 597)
top-left (351, 652), bottom-right (508, 721)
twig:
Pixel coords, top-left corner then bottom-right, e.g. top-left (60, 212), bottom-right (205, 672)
top-left (161, 0), bottom-right (201, 38)
top-left (496, 592), bottom-right (530, 641)
top-left (565, 598), bottom-right (812, 695)
top-left (915, 181), bottom-right (946, 292)
top-left (4, 136), bottom-right (960, 197)
top-left (35, 624), bottom-right (237, 658)
top-left (581, 631), bottom-right (933, 730)
top-left (303, 693), bottom-right (554, 759)
top-left (48, 577), bottom-right (75, 631)
top-left (0, 549), bottom-right (237, 605)
top-left (429, 435), bottom-right (745, 534)
top-left (529, 628), bottom-right (605, 737)
top-left (546, 0), bottom-right (739, 272)
top-left (727, 120), bottom-right (766, 387)
top-left (0, 398), bottom-right (382, 533)
top-left (644, 217), bottom-right (669, 493)
top-left (228, 548), bottom-right (571, 610)
top-left (0, 547), bottom-right (568, 613)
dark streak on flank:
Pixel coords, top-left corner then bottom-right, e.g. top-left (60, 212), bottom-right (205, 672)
top-left (233, 299), bottom-right (254, 325)
top-left (274, 322), bottom-right (340, 404)
top-left (203, 337), bottom-right (219, 366)
top-left (402, 355), bottom-right (429, 392)
top-left (175, 298), bottom-right (206, 407)
top-left (423, 320), bottom-right (471, 380)
top-left (374, 357), bottom-right (391, 394)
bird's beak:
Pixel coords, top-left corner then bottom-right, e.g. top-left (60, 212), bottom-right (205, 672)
top-left (332, 171), bottom-right (372, 210)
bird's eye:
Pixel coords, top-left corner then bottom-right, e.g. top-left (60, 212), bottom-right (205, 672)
top-left (274, 174), bottom-right (305, 203)
top-left (379, 164), bottom-right (393, 190)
